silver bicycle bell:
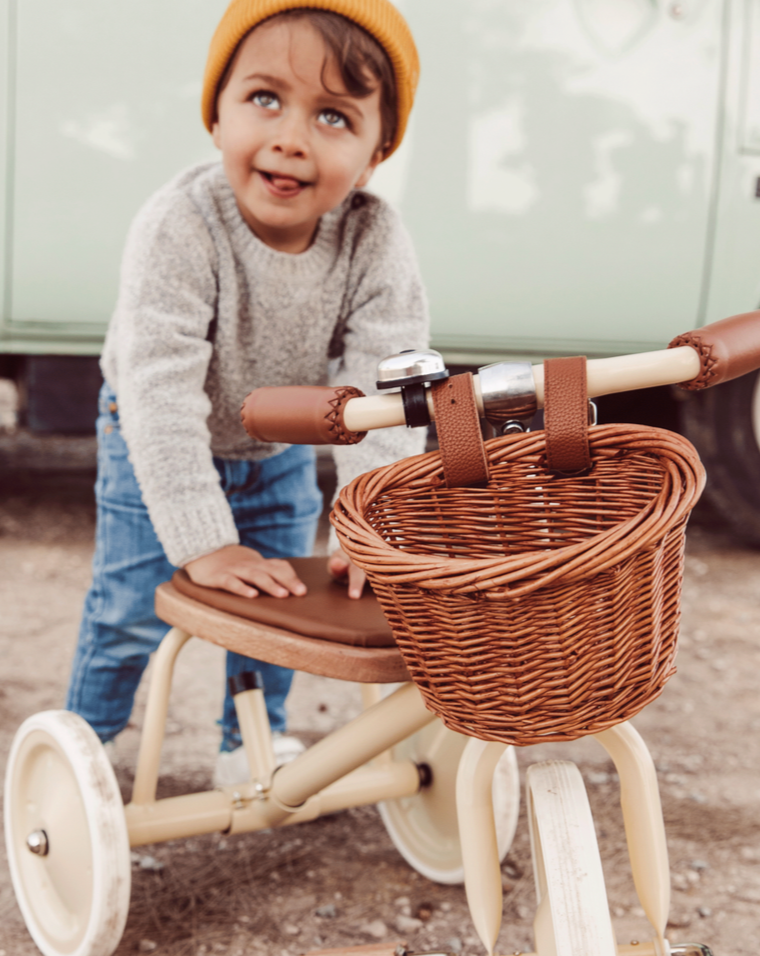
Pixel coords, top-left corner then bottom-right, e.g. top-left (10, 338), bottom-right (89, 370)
top-left (376, 349), bottom-right (449, 428)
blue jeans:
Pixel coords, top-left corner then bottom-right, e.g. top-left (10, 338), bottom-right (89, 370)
top-left (66, 385), bottom-right (322, 750)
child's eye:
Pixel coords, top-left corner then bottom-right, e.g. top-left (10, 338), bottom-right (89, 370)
top-left (252, 91), bottom-right (280, 110)
top-left (318, 108), bottom-right (349, 129)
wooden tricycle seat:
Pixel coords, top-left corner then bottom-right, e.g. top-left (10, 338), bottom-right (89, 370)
top-left (154, 558), bottom-right (409, 683)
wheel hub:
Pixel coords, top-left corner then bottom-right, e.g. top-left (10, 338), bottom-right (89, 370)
top-left (25, 829), bottom-right (49, 856)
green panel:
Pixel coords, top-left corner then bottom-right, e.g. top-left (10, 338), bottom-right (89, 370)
top-left (0, 0), bottom-right (10, 331)
top-left (10, 0), bottom-right (227, 330)
top-left (371, 0), bottom-right (726, 354)
top-left (706, 0), bottom-right (760, 321)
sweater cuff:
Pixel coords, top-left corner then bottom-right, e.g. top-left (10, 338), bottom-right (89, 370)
top-left (156, 496), bottom-right (240, 568)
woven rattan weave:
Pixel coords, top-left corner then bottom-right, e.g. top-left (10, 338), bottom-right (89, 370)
top-left (332, 424), bottom-right (705, 745)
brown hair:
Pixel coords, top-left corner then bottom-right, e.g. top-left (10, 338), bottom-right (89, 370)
top-left (217, 9), bottom-right (398, 152)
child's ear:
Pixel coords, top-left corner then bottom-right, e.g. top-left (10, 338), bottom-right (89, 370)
top-left (354, 147), bottom-right (385, 189)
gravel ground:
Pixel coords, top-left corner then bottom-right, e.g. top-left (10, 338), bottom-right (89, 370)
top-left (0, 396), bottom-right (759, 956)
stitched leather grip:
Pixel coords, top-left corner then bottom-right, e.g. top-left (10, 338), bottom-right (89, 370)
top-left (543, 356), bottom-right (591, 474)
top-left (668, 310), bottom-right (760, 390)
top-left (240, 385), bottom-right (367, 445)
top-left (431, 373), bottom-right (489, 487)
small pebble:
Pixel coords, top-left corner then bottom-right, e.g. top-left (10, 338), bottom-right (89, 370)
top-left (138, 855), bottom-right (164, 872)
top-left (587, 771), bottom-right (610, 785)
top-left (138, 942), bottom-right (158, 954)
top-left (444, 939), bottom-right (463, 954)
top-left (283, 923), bottom-right (300, 936)
top-left (360, 919), bottom-right (389, 939)
top-left (440, 902), bottom-right (452, 913)
top-left (415, 902), bottom-right (434, 921)
top-left (315, 904), bottom-right (337, 918)
top-left (613, 906), bottom-right (626, 917)
top-left (690, 859), bottom-right (709, 872)
top-left (698, 906), bottom-right (712, 918)
top-left (394, 896), bottom-right (410, 907)
top-left (396, 915), bottom-right (424, 933)
top-left (217, 839), bottom-right (228, 851)
top-left (666, 913), bottom-right (692, 929)
top-left (516, 905), bottom-right (531, 919)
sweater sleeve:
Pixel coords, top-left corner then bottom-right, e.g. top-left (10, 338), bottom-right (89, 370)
top-left (328, 198), bottom-right (430, 549)
top-left (103, 190), bottom-right (239, 567)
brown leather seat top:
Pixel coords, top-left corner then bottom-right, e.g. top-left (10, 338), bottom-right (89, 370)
top-left (171, 558), bottom-right (395, 648)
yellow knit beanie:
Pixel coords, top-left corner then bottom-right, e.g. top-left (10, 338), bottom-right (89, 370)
top-left (201, 0), bottom-right (419, 158)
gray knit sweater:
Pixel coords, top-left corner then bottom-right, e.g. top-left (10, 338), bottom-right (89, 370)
top-left (101, 162), bottom-right (429, 567)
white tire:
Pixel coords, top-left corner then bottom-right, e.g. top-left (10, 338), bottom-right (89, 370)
top-left (378, 718), bottom-right (520, 884)
top-left (527, 760), bottom-right (617, 956)
top-left (4, 710), bottom-right (131, 956)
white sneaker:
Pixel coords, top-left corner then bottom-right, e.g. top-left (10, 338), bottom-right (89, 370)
top-left (103, 739), bottom-right (117, 765)
top-left (213, 733), bottom-right (305, 788)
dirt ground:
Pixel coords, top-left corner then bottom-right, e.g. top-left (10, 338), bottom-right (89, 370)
top-left (1, 400), bottom-right (759, 956)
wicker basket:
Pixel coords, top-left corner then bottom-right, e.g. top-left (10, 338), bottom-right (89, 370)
top-left (332, 410), bottom-right (705, 746)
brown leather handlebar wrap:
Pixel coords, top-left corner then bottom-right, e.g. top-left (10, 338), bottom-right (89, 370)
top-left (240, 385), bottom-right (367, 445)
top-left (669, 310), bottom-right (760, 390)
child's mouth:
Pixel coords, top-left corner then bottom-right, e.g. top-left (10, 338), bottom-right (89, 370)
top-left (259, 170), bottom-right (309, 197)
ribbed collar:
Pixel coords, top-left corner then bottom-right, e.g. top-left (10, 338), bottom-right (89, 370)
top-left (211, 164), bottom-right (344, 280)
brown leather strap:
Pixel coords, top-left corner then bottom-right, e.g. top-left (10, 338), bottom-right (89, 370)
top-left (668, 310), bottom-right (760, 390)
top-left (431, 373), bottom-right (489, 487)
top-left (543, 356), bottom-right (591, 474)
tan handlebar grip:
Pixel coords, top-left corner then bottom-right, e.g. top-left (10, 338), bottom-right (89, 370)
top-left (669, 310), bottom-right (760, 389)
top-left (240, 385), bottom-right (367, 445)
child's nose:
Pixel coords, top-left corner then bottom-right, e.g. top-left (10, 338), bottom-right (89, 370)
top-left (271, 114), bottom-right (309, 158)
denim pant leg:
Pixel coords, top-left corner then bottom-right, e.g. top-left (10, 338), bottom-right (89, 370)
top-left (66, 386), bottom-right (174, 742)
top-left (216, 445), bottom-right (321, 750)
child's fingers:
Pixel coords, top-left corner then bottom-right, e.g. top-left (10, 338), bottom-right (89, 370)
top-left (237, 559), bottom-right (306, 598)
top-left (347, 563), bottom-right (367, 600)
top-left (218, 574), bottom-right (260, 599)
top-left (328, 548), bottom-right (350, 581)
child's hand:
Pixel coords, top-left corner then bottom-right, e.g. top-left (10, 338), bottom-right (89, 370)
top-left (328, 548), bottom-right (367, 599)
top-left (185, 545), bottom-right (307, 599)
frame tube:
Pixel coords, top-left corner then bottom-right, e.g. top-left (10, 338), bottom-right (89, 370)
top-left (131, 627), bottom-right (193, 805)
top-left (271, 682), bottom-right (435, 811)
top-left (594, 722), bottom-right (670, 953)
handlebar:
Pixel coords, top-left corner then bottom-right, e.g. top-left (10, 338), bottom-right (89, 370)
top-left (241, 311), bottom-right (760, 444)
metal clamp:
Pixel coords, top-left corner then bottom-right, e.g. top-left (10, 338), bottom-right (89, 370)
top-left (477, 362), bottom-right (537, 434)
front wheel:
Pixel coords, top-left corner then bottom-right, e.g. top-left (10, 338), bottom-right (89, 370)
top-left (4, 710), bottom-right (131, 956)
top-left (527, 760), bottom-right (616, 956)
top-left (378, 717), bottom-right (520, 884)
top-left (680, 369), bottom-right (760, 544)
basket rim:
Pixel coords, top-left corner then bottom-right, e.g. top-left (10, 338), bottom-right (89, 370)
top-left (332, 424), bottom-right (705, 598)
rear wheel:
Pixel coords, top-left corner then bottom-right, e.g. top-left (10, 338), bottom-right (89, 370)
top-left (378, 717), bottom-right (520, 884)
top-left (527, 760), bottom-right (616, 956)
top-left (680, 369), bottom-right (760, 544)
top-left (4, 710), bottom-right (131, 956)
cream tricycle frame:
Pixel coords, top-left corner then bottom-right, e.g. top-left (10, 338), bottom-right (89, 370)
top-left (7, 313), bottom-right (759, 956)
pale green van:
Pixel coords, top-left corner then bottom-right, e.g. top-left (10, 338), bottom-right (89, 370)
top-left (1, 0), bottom-right (760, 538)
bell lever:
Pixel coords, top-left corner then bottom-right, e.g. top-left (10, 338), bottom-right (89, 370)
top-left (376, 349), bottom-right (449, 428)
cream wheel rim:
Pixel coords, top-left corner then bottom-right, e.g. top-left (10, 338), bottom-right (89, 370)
top-left (379, 719), bottom-right (520, 884)
top-left (4, 711), bottom-right (131, 956)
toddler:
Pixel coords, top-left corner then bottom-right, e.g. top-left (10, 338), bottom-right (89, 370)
top-left (65, 0), bottom-right (429, 785)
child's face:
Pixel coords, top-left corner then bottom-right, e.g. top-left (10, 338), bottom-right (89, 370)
top-left (212, 18), bottom-right (384, 254)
